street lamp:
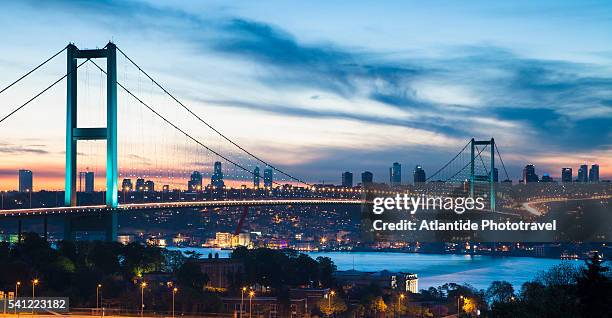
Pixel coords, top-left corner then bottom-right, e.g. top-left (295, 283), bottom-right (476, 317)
top-left (96, 284), bottom-right (102, 311)
top-left (240, 287), bottom-right (247, 318)
top-left (32, 279), bottom-right (39, 315)
top-left (140, 282), bottom-right (147, 317)
top-left (398, 293), bottom-right (405, 318)
top-left (248, 291), bottom-right (255, 318)
top-left (457, 295), bottom-right (464, 316)
top-left (15, 281), bottom-right (21, 314)
top-left (32, 279), bottom-right (39, 297)
top-left (172, 287), bottom-right (178, 318)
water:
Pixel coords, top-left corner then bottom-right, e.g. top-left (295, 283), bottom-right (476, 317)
top-left (167, 247), bottom-right (576, 290)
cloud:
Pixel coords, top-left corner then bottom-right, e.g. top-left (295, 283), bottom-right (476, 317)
top-left (0, 143), bottom-right (49, 155)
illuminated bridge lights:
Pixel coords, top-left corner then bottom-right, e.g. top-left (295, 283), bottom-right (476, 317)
top-left (0, 198), bottom-right (363, 217)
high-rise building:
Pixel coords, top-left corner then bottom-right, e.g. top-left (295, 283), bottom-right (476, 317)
top-left (78, 171), bottom-right (94, 193)
top-left (188, 171), bottom-right (203, 191)
top-left (522, 165), bottom-right (539, 183)
top-left (122, 178), bottom-right (133, 191)
top-left (577, 164), bottom-right (588, 182)
top-left (413, 165), bottom-right (426, 183)
top-left (561, 168), bottom-right (572, 183)
top-left (342, 171), bottom-right (353, 187)
top-left (589, 164), bottom-right (599, 183)
top-left (135, 178), bottom-right (146, 191)
top-left (18, 169), bottom-right (33, 192)
top-left (389, 162), bottom-right (401, 186)
top-left (253, 167), bottom-right (261, 188)
top-left (361, 171), bottom-right (373, 184)
top-left (145, 180), bottom-right (155, 192)
top-left (263, 168), bottom-right (273, 188)
top-left (211, 161), bottom-right (225, 189)
top-left (493, 168), bottom-right (499, 183)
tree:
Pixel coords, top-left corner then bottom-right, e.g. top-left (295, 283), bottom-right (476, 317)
top-left (176, 261), bottom-right (209, 290)
top-left (316, 256), bottom-right (336, 287)
top-left (462, 297), bottom-right (477, 315)
top-left (486, 281), bottom-right (514, 304)
top-left (576, 252), bottom-right (612, 317)
top-left (318, 295), bottom-right (347, 316)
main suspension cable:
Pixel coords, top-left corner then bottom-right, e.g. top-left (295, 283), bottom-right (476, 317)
top-left (115, 46), bottom-right (312, 187)
top-left (0, 45), bottom-right (68, 96)
top-left (89, 60), bottom-right (289, 188)
top-left (426, 140), bottom-right (471, 182)
top-left (0, 58), bottom-right (89, 125)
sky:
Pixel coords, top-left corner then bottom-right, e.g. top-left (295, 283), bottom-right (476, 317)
top-left (0, 0), bottom-right (611, 190)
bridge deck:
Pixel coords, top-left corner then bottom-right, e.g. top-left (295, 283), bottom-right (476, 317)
top-left (0, 199), bottom-right (364, 217)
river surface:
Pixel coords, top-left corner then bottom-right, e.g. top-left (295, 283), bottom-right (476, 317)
top-left (168, 247), bottom-right (576, 290)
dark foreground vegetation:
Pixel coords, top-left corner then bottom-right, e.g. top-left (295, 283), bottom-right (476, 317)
top-left (0, 233), bottom-right (610, 317)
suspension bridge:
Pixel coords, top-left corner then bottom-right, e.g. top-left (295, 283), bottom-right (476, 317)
top-left (0, 42), bottom-right (511, 241)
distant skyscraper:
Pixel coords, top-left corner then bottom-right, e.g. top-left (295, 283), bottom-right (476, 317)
top-left (493, 168), bottom-right (499, 183)
top-left (589, 164), bottom-right (599, 183)
top-left (361, 171), bottom-right (373, 184)
top-left (522, 165), bottom-right (539, 183)
top-left (122, 178), bottom-right (133, 191)
top-left (263, 168), bottom-right (273, 188)
top-left (561, 168), bottom-right (572, 183)
top-left (18, 169), bottom-right (32, 192)
top-left (577, 164), bottom-right (588, 182)
top-left (389, 162), bottom-right (401, 186)
top-left (188, 171), bottom-right (203, 191)
top-left (135, 178), bottom-right (146, 191)
top-left (253, 167), bottom-right (261, 188)
top-left (145, 180), bottom-right (155, 192)
top-left (79, 171), bottom-right (94, 193)
top-left (413, 165), bottom-right (426, 183)
top-left (342, 171), bottom-right (353, 187)
top-left (211, 162), bottom-right (225, 189)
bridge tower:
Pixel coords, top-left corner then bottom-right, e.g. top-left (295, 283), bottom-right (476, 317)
top-left (65, 42), bottom-right (118, 208)
top-left (470, 138), bottom-right (495, 212)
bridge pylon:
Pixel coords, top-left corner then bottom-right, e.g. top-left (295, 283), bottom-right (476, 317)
top-left (65, 42), bottom-right (118, 208)
top-left (470, 138), bottom-right (495, 212)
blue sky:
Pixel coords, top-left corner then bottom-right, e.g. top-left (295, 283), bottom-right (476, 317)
top-left (0, 0), bottom-right (611, 188)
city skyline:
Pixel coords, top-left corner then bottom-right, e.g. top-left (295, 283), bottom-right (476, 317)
top-left (1, 1), bottom-right (611, 190)
top-left (4, 161), bottom-right (606, 192)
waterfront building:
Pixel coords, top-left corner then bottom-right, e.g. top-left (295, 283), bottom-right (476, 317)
top-left (522, 164), bottom-right (539, 183)
top-left (188, 171), bottom-right (203, 191)
top-left (578, 164), bottom-right (588, 182)
top-left (589, 164), bottom-right (599, 183)
top-left (264, 168), bottom-right (273, 188)
top-left (253, 166), bottom-right (260, 188)
top-left (135, 178), bottom-right (146, 191)
top-left (342, 171), bottom-right (353, 187)
top-left (413, 165), bottom-right (426, 183)
top-left (78, 171), bottom-right (94, 193)
top-left (390, 162), bottom-right (401, 186)
top-left (561, 168), bottom-right (572, 183)
top-left (121, 178), bottom-right (133, 191)
top-left (18, 169), bottom-right (33, 192)
top-left (361, 171), bottom-right (373, 184)
top-left (211, 162), bottom-right (225, 189)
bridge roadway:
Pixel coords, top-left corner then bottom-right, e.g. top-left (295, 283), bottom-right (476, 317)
top-left (0, 198), bottom-right (364, 217)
